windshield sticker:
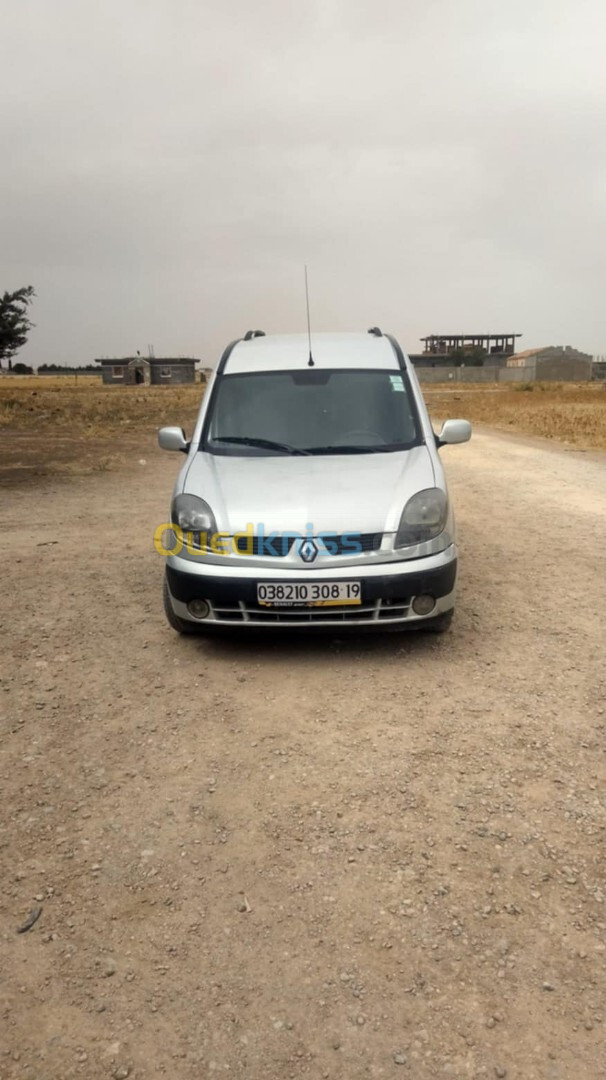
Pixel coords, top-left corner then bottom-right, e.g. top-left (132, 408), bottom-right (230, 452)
top-left (390, 375), bottom-right (404, 392)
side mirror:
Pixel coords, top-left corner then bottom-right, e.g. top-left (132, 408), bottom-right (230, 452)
top-left (158, 426), bottom-right (190, 453)
top-left (436, 419), bottom-right (472, 447)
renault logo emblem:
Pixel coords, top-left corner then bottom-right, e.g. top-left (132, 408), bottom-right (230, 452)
top-left (299, 538), bottom-right (318, 563)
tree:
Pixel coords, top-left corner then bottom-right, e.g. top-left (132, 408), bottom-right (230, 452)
top-left (12, 362), bottom-right (34, 375)
top-left (0, 286), bottom-right (35, 368)
top-left (39, 363), bottom-right (98, 372)
top-left (450, 345), bottom-right (486, 368)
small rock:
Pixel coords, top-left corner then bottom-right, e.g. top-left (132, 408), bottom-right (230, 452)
top-left (542, 981), bottom-right (555, 992)
top-left (495, 1067), bottom-right (507, 1078)
top-left (394, 1052), bottom-right (407, 1065)
top-left (113, 1067), bottom-right (131, 1079)
top-left (103, 958), bottom-right (117, 977)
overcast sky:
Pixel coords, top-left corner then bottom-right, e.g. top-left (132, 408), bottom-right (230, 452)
top-left (2, 0), bottom-right (605, 367)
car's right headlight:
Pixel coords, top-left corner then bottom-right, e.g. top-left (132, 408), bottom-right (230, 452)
top-left (171, 494), bottom-right (218, 547)
top-left (395, 488), bottom-right (447, 548)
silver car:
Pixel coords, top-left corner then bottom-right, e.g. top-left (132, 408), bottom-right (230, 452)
top-left (157, 330), bottom-right (471, 633)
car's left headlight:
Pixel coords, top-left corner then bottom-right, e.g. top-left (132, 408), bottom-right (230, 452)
top-left (170, 494), bottom-right (218, 551)
top-left (395, 488), bottom-right (448, 548)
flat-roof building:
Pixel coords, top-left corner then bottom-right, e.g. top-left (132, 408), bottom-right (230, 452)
top-left (96, 356), bottom-right (199, 385)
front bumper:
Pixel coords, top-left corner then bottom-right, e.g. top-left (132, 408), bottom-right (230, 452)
top-left (164, 545), bottom-right (458, 629)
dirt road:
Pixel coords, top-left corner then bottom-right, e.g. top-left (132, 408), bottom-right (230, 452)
top-left (2, 430), bottom-right (605, 1080)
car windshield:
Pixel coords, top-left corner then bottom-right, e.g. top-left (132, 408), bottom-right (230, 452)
top-left (203, 368), bottom-right (421, 455)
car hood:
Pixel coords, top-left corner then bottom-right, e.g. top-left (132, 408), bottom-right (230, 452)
top-left (182, 445), bottom-right (436, 536)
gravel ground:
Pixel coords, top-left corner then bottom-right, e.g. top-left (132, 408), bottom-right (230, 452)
top-left (1, 429), bottom-right (605, 1080)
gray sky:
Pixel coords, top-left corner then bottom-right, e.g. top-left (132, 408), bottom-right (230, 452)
top-left (2, 0), bottom-right (605, 367)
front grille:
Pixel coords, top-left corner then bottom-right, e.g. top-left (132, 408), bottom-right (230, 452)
top-left (234, 535), bottom-right (296, 556)
top-left (324, 533), bottom-right (382, 555)
top-left (208, 597), bottom-right (411, 625)
top-left (233, 532), bottom-right (383, 557)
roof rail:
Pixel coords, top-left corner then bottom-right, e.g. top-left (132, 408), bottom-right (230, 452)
top-left (368, 327), bottom-right (383, 337)
top-left (243, 330), bottom-right (266, 341)
top-left (216, 338), bottom-right (243, 374)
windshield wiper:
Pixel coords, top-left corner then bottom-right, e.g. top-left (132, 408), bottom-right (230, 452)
top-left (211, 436), bottom-right (311, 456)
top-left (305, 444), bottom-right (388, 455)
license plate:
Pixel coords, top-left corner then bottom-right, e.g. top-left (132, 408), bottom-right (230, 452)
top-left (257, 581), bottom-right (361, 607)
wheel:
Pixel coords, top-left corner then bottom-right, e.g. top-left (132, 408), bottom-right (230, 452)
top-left (163, 575), bottom-right (204, 635)
top-left (423, 608), bottom-right (454, 634)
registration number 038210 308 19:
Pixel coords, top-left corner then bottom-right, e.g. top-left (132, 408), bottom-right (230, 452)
top-left (257, 581), bottom-right (361, 607)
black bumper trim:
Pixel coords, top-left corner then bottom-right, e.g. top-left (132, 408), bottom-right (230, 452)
top-left (166, 559), bottom-right (457, 606)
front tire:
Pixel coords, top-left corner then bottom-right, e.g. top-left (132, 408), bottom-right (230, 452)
top-left (163, 575), bottom-right (204, 635)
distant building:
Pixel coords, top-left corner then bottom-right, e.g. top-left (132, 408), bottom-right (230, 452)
top-left (507, 346), bottom-right (592, 381)
top-left (95, 356), bottom-right (199, 385)
top-left (409, 332), bottom-right (522, 366)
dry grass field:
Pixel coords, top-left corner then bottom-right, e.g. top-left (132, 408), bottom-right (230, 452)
top-left (0, 375), bottom-right (604, 484)
top-left (0, 376), bottom-right (204, 484)
top-left (426, 381), bottom-right (606, 450)
top-left (0, 376), bottom-right (203, 433)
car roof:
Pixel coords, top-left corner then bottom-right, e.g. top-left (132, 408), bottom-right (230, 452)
top-left (225, 333), bottom-right (401, 374)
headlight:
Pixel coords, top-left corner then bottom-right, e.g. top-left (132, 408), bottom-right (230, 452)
top-left (395, 488), bottom-right (447, 548)
top-left (171, 494), bottom-right (217, 547)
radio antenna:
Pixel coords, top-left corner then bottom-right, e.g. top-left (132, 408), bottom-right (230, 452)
top-left (305, 265), bottom-right (314, 367)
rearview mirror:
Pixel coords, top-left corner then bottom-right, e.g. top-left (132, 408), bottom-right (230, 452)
top-left (437, 419), bottom-right (472, 447)
top-left (158, 426), bottom-right (189, 452)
